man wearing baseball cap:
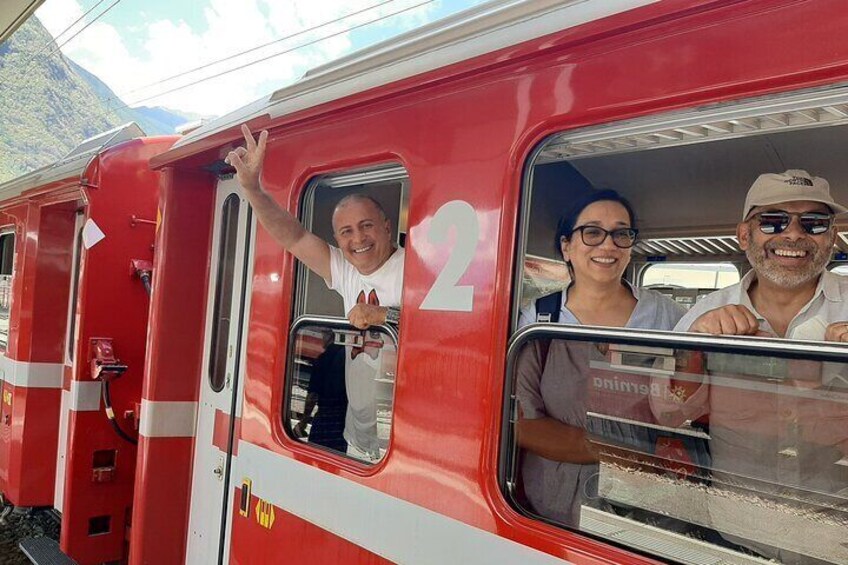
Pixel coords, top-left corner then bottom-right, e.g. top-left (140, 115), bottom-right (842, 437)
top-left (676, 168), bottom-right (848, 339)
top-left (650, 170), bottom-right (848, 563)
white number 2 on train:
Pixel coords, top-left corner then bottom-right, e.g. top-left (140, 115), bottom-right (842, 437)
top-left (420, 200), bottom-right (479, 312)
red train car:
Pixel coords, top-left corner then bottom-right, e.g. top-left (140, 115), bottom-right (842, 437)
top-left (0, 124), bottom-right (176, 564)
top-left (121, 1), bottom-right (848, 564)
top-left (14, 1), bottom-right (848, 564)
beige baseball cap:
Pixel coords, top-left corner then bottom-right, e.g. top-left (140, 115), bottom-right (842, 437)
top-left (743, 169), bottom-right (848, 220)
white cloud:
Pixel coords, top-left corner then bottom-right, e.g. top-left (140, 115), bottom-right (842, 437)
top-left (33, 0), bottom-right (445, 117)
top-left (35, 0), bottom-right (83, 41)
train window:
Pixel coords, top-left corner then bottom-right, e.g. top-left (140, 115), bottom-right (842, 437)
top-left (641, 262), bottom-right (740, 289)
top-left (0, 231), bottom-right (13, 352)
top-left (641, 263), bottom-right (741, 310)
top-left (503, 326), bottom-right (848, 564)
top-left (509, 86), bottom-right (848, 563)
top-left (66, 217), bottom-right (84, 362)
top-left (285, 164), bottom-right (408, 463)
top-left (295, 165), bottom-right (408, 317)
top-left (520, 254), bottom-right (570, 310)
top-left (208, 194), bottom-right (241, 393)
top-left (286, 319), bottom-right (397, 462)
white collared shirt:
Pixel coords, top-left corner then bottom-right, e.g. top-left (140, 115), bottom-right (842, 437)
top-left (675, 270), bottom-right (848, 340)
top-left (518, 281), bottom-right (685, 331)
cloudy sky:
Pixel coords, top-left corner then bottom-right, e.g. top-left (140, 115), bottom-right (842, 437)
top-left (35, 0), bottom-right (486, 117)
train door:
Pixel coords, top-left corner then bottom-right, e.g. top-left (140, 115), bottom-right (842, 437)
top-left (185, 178), bottom-right (253, 564)
top-left (54, 211), bottom-right (83, 512)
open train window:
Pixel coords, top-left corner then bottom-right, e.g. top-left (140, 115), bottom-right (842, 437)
top-left (0, 230), bottom-right (14, 352)
top-left (284, 164), bottom-right (408, 464)
top-left (506, 86), bottom-right (848, 564)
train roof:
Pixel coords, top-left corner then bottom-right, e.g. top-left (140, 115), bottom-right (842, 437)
top-left (162, 0), bottom-right (656, 158)
top-left (1, 0), bottom-right (45, 43)
top-left (0, 122), bottom-right (146, 201)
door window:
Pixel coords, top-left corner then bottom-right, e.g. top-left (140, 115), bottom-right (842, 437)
top-left (0, 230), bottom-right (15, 353)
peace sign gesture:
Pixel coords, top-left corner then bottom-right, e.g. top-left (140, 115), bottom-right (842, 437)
top-left (225, 124), bottom-right (268, 194)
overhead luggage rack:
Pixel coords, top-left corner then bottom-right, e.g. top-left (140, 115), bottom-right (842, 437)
top-left (633, 235), bottom-right (741, 258)
top-left (633, 230), bottom-right (848, 260)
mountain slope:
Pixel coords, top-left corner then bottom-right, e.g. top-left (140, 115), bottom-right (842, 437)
top-left (0, 17), bottom-right (197, 182)
top-left (67, 59), bottom-right (201, 137)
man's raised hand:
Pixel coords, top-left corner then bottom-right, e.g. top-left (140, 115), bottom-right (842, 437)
top-left (225, 124), bottom-right (268, 194)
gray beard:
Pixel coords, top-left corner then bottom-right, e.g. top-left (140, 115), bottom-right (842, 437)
top-left (745, 235), bottom-right (829, 289)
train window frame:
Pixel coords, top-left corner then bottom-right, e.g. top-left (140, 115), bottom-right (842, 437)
top-left (509, 83), bottom-right (848, 563)
top-left (0, 228), bottom-right (15, 353)
top-left (500, 324), bottom-right (848, 564)
top-left (283, 162), bottom-right (409, 465)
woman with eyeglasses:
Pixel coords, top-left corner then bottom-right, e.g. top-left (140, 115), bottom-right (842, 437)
top-left (514, 189), bottom-right (686, 527)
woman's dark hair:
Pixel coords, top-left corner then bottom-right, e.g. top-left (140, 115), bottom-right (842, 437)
top-left (554, 189), bottom-right (637, 253)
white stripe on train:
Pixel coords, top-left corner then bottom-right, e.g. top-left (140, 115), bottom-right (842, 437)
top-left (232, 440), bottom-right (571, 565)
top-left (0, 356), bottom-right (62, 388)
top-left (139, 399), bottom-right (197, 438)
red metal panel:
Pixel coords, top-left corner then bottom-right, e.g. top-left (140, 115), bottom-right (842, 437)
top-left (129, 165), bottom-right (216, 565)
top-left (141, 166), bottom-right (216, 403)
top-left (128, 436), bottom-right (194, 565)
top-left (59, 136), bottom-right (176, 565)
top-left (60, 410), bottom-right (133, 564)
top-left (6, 385), bottom-right (61, 507)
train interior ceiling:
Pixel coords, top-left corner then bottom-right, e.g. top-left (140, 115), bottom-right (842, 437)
top-left (521, 93), bottom-right (848, 310)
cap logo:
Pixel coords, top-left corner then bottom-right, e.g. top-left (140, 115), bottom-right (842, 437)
top-left (787, 176), bottom-right (814, 187)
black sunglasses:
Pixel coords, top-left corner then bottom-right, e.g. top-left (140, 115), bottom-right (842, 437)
top-left (754, 211), bottom-right (833, 236)
top-left (570, 225), bottom-right (638, 248)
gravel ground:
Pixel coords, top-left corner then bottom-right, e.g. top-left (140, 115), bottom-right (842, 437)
top-left (0, 507), bottom-right (60, 565)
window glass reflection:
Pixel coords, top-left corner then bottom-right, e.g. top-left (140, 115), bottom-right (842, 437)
top-left (509, 334), bottom-right (848, 565)
top-left (288, 322), bottom-right (396, 464)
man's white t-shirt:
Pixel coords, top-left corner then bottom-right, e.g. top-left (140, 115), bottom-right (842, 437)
top-left (328, 246), bottom-right (404, 314)
top-left (326, 246), bottom-right (404, 457)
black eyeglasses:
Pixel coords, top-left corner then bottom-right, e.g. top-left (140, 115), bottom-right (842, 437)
top-left (570, 225), bottom-right (638, 248)
top-left (754, 211), bottom-right (833, 236)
